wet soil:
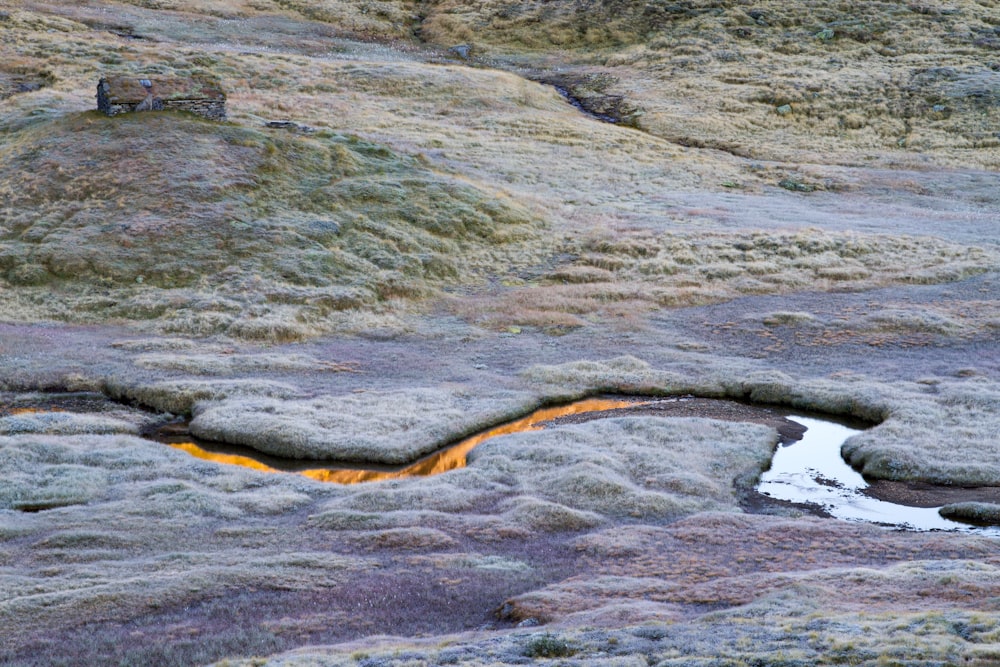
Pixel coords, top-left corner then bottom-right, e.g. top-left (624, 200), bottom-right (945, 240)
top-left (865, 479), bottom-right (1000, 508)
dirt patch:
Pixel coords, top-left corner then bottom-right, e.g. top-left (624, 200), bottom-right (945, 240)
top-left (526, 70), bottom-right (643, 126)
top-left (865, 479), bottom-right (1000, 509)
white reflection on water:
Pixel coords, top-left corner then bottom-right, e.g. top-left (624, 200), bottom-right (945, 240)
top-left (758, 416), bottom-right (1000, 537)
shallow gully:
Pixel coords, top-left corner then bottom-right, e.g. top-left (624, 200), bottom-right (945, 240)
top-left (4, 392), bottom-right (997, 535)
top-left (148, 396), bottom-right (1000, 537)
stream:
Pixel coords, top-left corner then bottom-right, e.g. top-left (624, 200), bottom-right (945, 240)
top-left (5, 392), bottom-right (998, 535)
top-left (758, 415), bottom-right (1000, 536)
top-left (158, 398), bottom-right (1000, 536)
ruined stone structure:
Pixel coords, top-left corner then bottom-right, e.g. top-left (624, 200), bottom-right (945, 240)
top-left (96, 75), bottom-right (226, 120)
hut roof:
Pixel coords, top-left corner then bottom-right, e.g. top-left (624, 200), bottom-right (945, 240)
top-left (98, 75), bottom-right (225, 103)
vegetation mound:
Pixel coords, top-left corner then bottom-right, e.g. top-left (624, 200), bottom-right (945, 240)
top-left (419, 0), bottom-right (1000, 166)
top-left (0, 111), bottom-right (543, 339)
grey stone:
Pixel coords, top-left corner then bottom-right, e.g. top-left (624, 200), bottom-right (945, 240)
top-left (449, 44), bottom-right (472, 59)
top-left (264, 120), bottom-right (316, 133)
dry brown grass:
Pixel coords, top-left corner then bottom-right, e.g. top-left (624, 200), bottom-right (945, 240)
top-left (0, 95), bottom-right (546, 339)
top-left (3, 1), bottom-right (994, 341)
top-left (418, 0), bottom-right (1000, 168)
top-left (451, 229), bottom-right (996, 332)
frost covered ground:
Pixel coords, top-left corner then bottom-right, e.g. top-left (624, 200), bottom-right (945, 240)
top-left (2, 0), bottom-right (1000, 664)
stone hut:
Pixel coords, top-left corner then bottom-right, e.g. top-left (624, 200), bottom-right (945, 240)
top-left (96, 75), bottom-right (226, 120)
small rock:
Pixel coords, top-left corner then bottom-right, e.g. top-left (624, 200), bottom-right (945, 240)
top-left (449, 44), bottom-right (472, 59)
top-left (815, 28), bottom-right (835, 40)
top-left (517, 617), bottom-right (540, 628)
top-left (264, 120), bottom-right (316, 133)
top-left (776, 104), bottom-right (793, 115)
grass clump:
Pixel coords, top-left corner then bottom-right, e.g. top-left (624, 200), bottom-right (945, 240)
top-left (522, 356), bottom-right (1000, 486)
top-left (454, 229), bottom-right (996, 332)
top-left (0, 111), bottom-right (545, 340)
top-left (0, 412), bottom-right (138, 436)
top-left (523, 633), bottom-right (577, 658)
top-left (470, 416), bottom-right (778, 521)
top-left (0, 437), bottom-right (109, 511)
top-left (938, 503), bottom-right (1000, 526)
top-left (101, 377), bottom-right (303, 416)
top-left (189, 389), bottom-right (538, 463)
top-left (762, 311), bottom-right (817, 327)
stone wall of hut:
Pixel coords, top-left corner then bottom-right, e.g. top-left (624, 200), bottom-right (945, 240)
top-left (97, 84), bottom-right (226, 121)
top-left (161, 99), bottom-right (227, 121)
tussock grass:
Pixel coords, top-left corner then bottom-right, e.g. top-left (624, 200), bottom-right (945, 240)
top-left (3, 3), bottom-right (1000, 666)
top-left (0, 110), bottom-right (544, 340)
top-left (3, 1), bottom-right (994, 346)
top-left (346, 526), bottom-right (460, 551)
top-left (744, 299), bottom-right (1000, 350)
top-left (189, 388), bottom-right (538, 462)
top-left (940, 502), bottom-right (1000, 526)
top-left (523, 356), bottom-right (1000, 485)
top-left (502, 511), bottom-right (1000, 621)
top-left (134, 352), bottom-right (359, 375)
top-left (453, 229), bottom-right (996, 331)
top-left (214, 605), bottom-right (1000, 666)
top-left (0, 431), bottom-right (368, 639)
top-left (469, 416), bottom-right (778, 521)
top-left (833, 376), bottom-right (1000, 484)
top-left (267, 0), bottom-right (417, 39)
top-left (761, 311), bottom-right (817, 326)
top-left (422, 0), bottom-right (1000, 168)
top-left (102, 377), bottom-right (304, 415)
top-left (5, 359), bottom-right (1000, 664)
top-left (0, 442), bottom-right (108, 511)
top-left (500, 497), bottom-right (603, 532)
top-left (0, 412), bottom-right (139, 436)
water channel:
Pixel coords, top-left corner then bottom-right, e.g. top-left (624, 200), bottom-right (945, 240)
top-left (154, 397), bottom-right (1000, 536)
top-left (758, 415), bottom-right (1000, 536)
top-left (160, 397), bottom-right (640, 485)
top-left (5, 393), bottom-right (998, 535)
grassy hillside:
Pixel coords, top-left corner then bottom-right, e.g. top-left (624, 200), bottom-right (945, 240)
top-left (419, 0), bottom-right (1000, 165)
top-left (2, 1), bottom-right (996, 340)
top-left (0, 110), bottom-right (543, 339)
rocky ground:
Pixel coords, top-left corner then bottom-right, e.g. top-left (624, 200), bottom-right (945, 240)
top-left (1, 1), bottom-right (1000, 665)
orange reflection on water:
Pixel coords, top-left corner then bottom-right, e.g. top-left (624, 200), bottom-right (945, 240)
top-left (170, 397), bottom-right (642, 484)
top-left (170, 442), bottom-right (284, 474)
